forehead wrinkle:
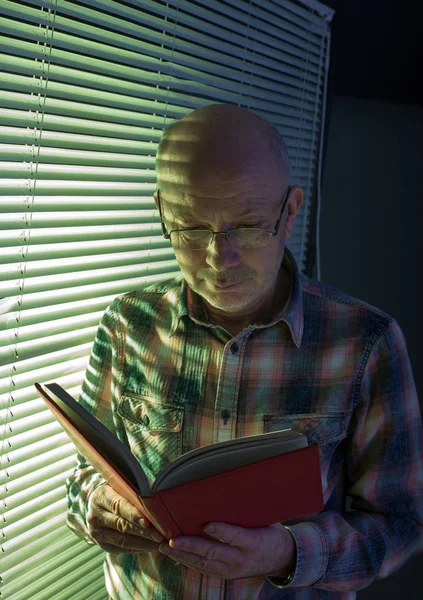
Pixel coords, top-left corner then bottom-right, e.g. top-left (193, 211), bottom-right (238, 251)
top-left (159, 194), bottom-right (267, 221)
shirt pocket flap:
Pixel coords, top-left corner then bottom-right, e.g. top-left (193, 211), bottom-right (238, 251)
top-left (118, 393), bottom-right (184, 433)
top-left (263, 413), bottom-right (347, 446)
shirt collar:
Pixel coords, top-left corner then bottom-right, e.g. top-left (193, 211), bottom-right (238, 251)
top-left (169, 246), bottom-right (304, 348)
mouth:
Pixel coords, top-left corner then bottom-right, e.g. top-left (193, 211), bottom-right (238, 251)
top-left (213, 281), bottom-right (242, 289)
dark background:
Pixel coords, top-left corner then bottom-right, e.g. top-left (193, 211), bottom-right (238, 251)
top-left (313, 1), bottom-right (422, 598)
top-left (323, 0), bottom-right (423, 107)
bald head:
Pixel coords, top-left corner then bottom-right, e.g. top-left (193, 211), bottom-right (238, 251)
top-left (153, 104), bottom-right (303, 330)
top-left (155, 103), bottom-right (293, 194)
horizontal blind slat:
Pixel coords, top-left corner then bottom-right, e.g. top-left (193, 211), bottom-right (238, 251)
top-left (1, 379), bottom-right (84, 414)
top-left (1, 239), bottom-right (172, 265)
top-left (188, 0), bottom-right (329, 35)
top-left (5, 471), bottom-right (73, 516)
top-left (13, 551), bottom-right (106, 600)
top-left (0, 140), bottom-right (315, 171)
top-left (0, 362), bottom-right (87, 399)
top-left (0, 133), bottom-right (314, 164)
top-left (1, 256), bottom-right (178, 292)
top-left (3, 433), bottom-right (74, 469)
top-left (0, 33), bottom-right (321, 108)
top-left (1, 386), bottom-right (83, 422)
top-left (1, 60), bottom-right (320, 109)
top-left (4, 495), bottom-right (69, 541)
top-left (0, 87), bottom-right (317, 130)
top-left (0, 140), bottom-right (157, 167)
top-left (0, 249), bottom-right (175, 280)
top-left (1, 513), bottom-right (73, 567)
top-left (0, 270), bottom-right (182, 308)
top-left (0, 454), bottom-right (77, 501)
top-left (4, 424), bottom-right (70, 461)
top-left (0, 224), bottom-right (164, 246)
top-left (1, 405), bottom-right (60, 436)
top-left (1, 521), bottom-right (82, 573)
top-left (0, 197), bottom-right (158, 212)
top-left (0, 126), bottom-right (160, 155)
top-left (0, 212), bottom-right (161, 229)
top-left (0, 444), bottom-right (77, 488)
top-left (67, 579), bottom-right (108, 600)
top-left (3, 534), bottom-right (99, 594)
top-left (0, 108), bottom-right (316, 143)
top-left (3, 0), bottom-right (324, 69)
top-left (0, 326), bottom-right (99, 368)
top-left (0, 296), bottom-right (116, 327)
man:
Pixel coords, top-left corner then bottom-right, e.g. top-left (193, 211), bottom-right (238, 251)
top-left (66, 103), bottom-right (423, 599)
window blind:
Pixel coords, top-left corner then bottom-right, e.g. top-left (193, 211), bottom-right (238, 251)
top-left (0, 1), bottom-right (334, 598)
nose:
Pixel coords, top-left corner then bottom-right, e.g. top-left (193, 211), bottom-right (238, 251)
top-left (205, 231), bottom-right (240, 270)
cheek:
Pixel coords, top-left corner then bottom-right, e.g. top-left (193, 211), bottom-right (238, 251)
top-left (173, 252), bottom-right (204, 281)
top-left (174, 250), bottom-right (200, 268)
top-left (252, 249), bottom-right (281, 271)
top-left (174, 248), bottom-right (281, 278)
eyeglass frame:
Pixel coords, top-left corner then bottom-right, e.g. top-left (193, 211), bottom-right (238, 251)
top-left (156, 185), bottom-right (292, 249)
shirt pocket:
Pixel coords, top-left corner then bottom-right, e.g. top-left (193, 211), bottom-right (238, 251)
top-left (117, 392), bottom-right (184, 483)
top-left (263, 413), bottom-right (347, 506)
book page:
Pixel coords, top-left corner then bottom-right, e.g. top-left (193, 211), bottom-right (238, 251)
top-left (153, 429), bottom-right (307, 492)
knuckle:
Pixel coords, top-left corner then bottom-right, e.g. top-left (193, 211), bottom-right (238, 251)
top-left (115, 534), bottom-right (127, 548)
top-left (110, 495), bottom-right (121, 515)
top-left (115, 517), bottom-right (130, 534)
top-left (86, 511), bottom-right (97, 526)
top-left (205, 546), bottom-right (220, 560)
top-left (89, 527), bottom-right (100, 539)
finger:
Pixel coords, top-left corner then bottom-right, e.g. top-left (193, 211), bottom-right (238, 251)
top-left (202, 523), bottom-right (251, 548)
top-left (159, 545), bottom-right (225, 574)
top-left (97, 508), bottom-right (164, 542)
top-left (160, 535), bottom-right (236, 563)
top-left (95, 528), bottom-right (162, 552)
top-left (96, 484), bottom-right (148, 529)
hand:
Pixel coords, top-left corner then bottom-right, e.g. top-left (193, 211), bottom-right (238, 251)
top-left (86, 483), bottom-right (164, 554)
top-left (158, 522), bottom-right (296, 579)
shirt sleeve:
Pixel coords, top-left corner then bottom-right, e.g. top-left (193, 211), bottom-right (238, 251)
top-left (268, 318), bottom-right (423, 591)
top-left (65, 300), bottom-right (118, 545)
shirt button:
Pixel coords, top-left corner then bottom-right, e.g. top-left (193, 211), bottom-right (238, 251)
top-left (143, 415), bottom-right (150, 426)
top-left (230, 342), bottom-right (239, 354)
top-left (221, 410), bottom-right (231, 424)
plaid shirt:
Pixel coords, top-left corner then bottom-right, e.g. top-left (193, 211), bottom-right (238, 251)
top-left (65, 246), bottom-right (423, 599)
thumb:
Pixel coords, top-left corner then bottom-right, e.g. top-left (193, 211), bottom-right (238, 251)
top-left (202, 522), bottom-right (251, 547)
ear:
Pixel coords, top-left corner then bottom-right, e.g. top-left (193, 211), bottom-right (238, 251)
top-left (284, 185), bottom-right (303, 240)
top-left (153, 190), bottom-right (159, 210)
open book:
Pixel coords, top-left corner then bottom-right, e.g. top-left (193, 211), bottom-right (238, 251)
top-left (35, 382), bottom-right (324, 540)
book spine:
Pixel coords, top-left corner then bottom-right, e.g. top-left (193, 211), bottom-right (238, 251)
top-left (142, 493), bottom-right (183, 540)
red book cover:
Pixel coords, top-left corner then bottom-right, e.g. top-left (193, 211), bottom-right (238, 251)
top-left (143, 444), bottom-right (323, 539)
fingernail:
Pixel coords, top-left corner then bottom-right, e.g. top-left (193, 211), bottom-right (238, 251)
top-left (204, 525), bottom-right (216, 534)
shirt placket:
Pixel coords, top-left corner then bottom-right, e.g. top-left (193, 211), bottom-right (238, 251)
top-left (214, 337), bottom-right (244, 444)
top-left (200, 335), bottom-right (246, 600)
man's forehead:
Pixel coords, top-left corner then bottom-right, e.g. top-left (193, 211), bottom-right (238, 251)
top-left (159, 192), bottom-right (269, 217)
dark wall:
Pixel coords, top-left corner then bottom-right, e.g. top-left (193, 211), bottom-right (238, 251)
top-left (323, 0), bottom-right (423, 107)
top-left (316, 93), bottom-right (422, 598)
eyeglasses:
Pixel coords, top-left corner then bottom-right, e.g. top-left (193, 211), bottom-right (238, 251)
top-left (156, 185), bottom-right (292, 251)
